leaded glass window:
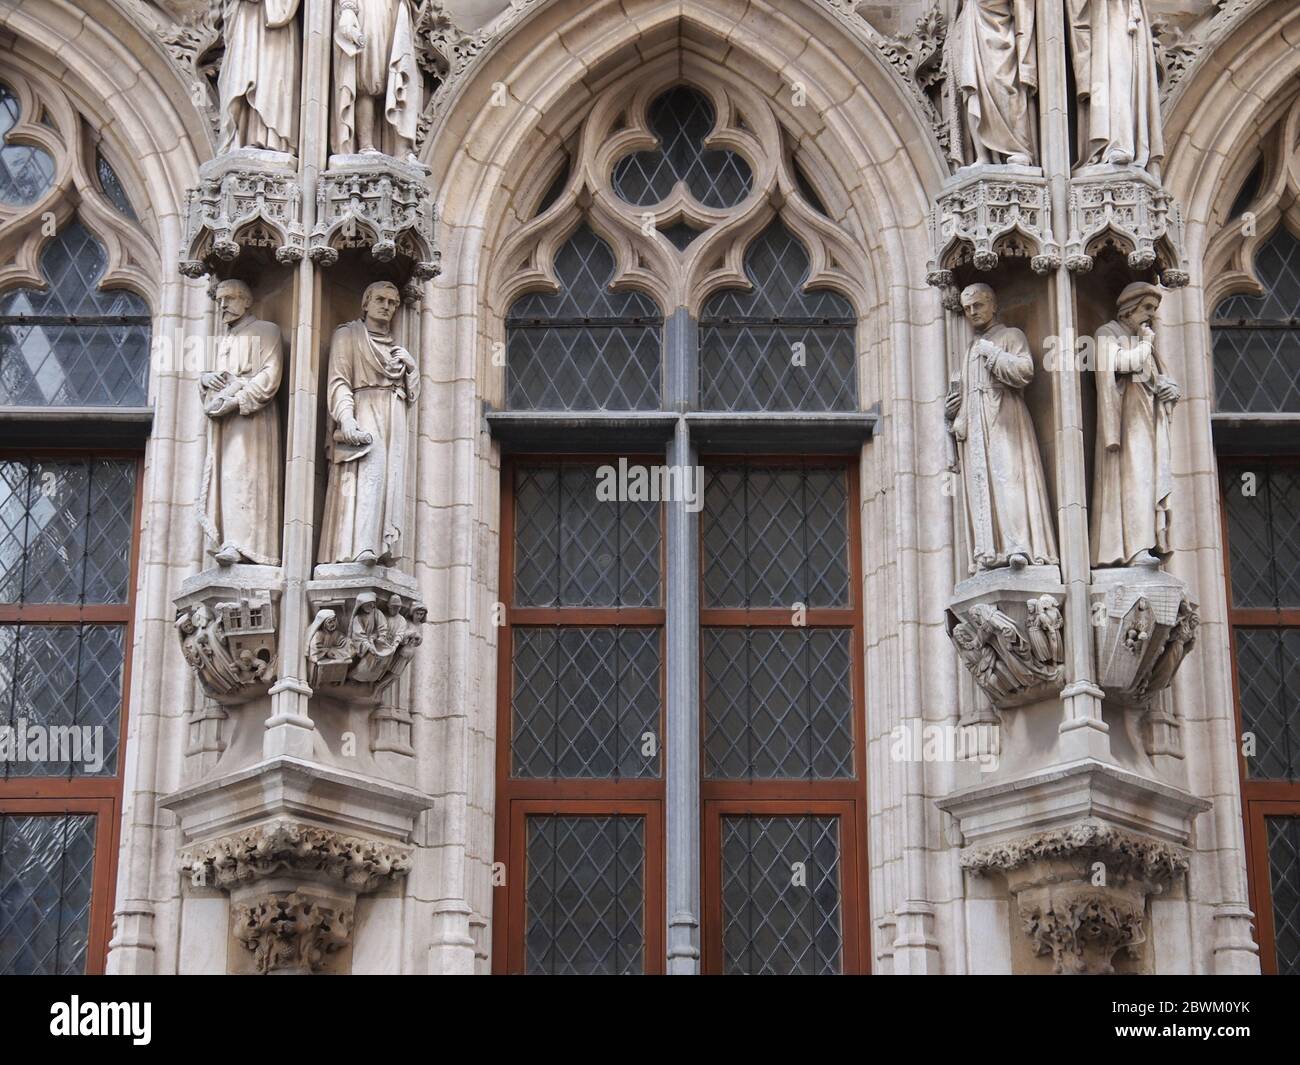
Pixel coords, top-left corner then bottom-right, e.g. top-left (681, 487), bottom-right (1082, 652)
top-left (1213, 227), bottom-right (1300, 413)
top-left (506, 226), bottom-right (662, 411)
top-left (0, 83), bottom-right (54, 206)
top-left (0, 222), bottom-right (151, 406)
top-left (701, 223), bottom-right (857, 412)
top-left (0, 814), bottom-right (96, 975)
top-left (1266, 815), bottom-right (1300, 976)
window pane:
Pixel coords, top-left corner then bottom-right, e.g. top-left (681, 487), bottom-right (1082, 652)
top-left (1216, 228), bottom-right (1300, 321)
top-left (704, 628), bottom-right (853, 779)
top-left (0, 458), bottom-right (135, 605)
top-left (514, 464), bottom-right (660, 608)
top-left (525, 815), bottom-right (645, 975)
top-left (1266, 816), bottom-right (1300, 976)
top-left (704, 465), bottom-right (849, 607)
top-left (0, 84), bottom-right (55, 206)
top-left (512, 627), bottom-right (661, 779)
top-left (0, 223), bottom-right (150, 408)
top-left (0, 813), bottom-right (96, 975)
top-left (701, 223), bottom-right (856, 412)
top-left (611, 85), bottom-right (752, 209)
top-left (1236, 628), bottom-right (1300, 781)
top-left (3, 623), bottom-right (124, 778)
top-left (507, 226), bottom-right (662, 412)
top-left (1221, 462), bottom-right (1300, 609)
top-left (722, 815), bottom-right (842, 975)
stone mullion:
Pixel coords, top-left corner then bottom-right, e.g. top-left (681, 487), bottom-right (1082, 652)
top-left (663, 306), bottom-right (701, 973)
top-left (264, 0), bottom-right (333, 757)
top-left (1036, 0), bottom-right (1109, 760)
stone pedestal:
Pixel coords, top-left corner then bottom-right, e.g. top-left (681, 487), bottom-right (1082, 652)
top-left (180, 148), bottom-right (306, 277)
top-left (1090, 566), bottom-right (1198, 706)
top-left (1065, 165), bottom-right (1189, 286)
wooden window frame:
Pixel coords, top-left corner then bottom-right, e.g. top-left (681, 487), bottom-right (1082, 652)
top-left (698, 455), bottom-right (870, 973)
top-left (1218, 454), bottom-right (1300, 975)
top-left (0, 448), bottom-right (143, 974)
top-left (493, 454), bottom-right (668, 974)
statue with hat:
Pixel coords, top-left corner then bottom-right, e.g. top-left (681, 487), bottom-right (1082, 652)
top-left (945, 283), bottom-right (1058, 573)
top-left (1091, 281), bottom-right (1179, 567)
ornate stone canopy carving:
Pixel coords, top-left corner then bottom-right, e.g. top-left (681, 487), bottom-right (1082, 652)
top-left (1065, 168), bottom-right (1190, 285)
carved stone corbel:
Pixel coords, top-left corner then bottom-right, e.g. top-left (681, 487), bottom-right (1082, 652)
top-left (231, 891), bottom-right (354, 976)
top-left (1065, 169), bottom-right (1189, 286)
top-left (174, 565), bottom-right (283, 707)
top-left (927, 170), bottom-right (1061, 287)
top-left (309, 155), bottom-right (440, 288)
top-left (1091, 568), bottom-right (1199, 706)
top-left (180, 150), bottom-right (306, 278)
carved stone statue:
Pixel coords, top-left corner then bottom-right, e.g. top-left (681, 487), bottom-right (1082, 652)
top-left (1090, 282), bottom-right (1179, 567)
top-left (1067, 0), bottom-right (1165, 173)
top-left (946, 283), bottom-right (1058, 572)
top-left (1026, 594), bottom-right (1064, 665)
top-left (318, 282), bottom-right (418, 566)
top-left (199, 280), bottom-right (284, 567)
top-left (218, 0), bottom-right (303, 154)
top-left (949, 0), bottom-right (1038, 166)
top-left (1139, 599), bottom-right (1198, 698)
top-left (332, 0), bottom-right (422, 157)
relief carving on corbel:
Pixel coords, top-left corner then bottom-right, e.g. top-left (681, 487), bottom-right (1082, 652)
top-left (232, 892), bottom-right (354, 975)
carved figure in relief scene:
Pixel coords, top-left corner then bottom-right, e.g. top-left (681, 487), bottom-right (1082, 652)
top-left (176, 601), bottom-right (274, 694)
top-left (1139, 599), bottom-right (1198, 697)
top-left (949, 0), bottom-right (1038, 166)
top-left (951, 598), bottom-right (1062, 703)
top-left (332, 0), bottom-right (422, 157)
top-left (199, 279), bottom-right (284, 567)
top-left (1090, 282), bottom-right (1179, 567)
top-left (1067, 0), bottom-right (1165, 174)
top-left (1025, 594), bottom-right (1063, 664)
top-left (318, 282), bottom-right (418, 566)
top-left (946, 283), bottom-right (1058, 572)
top-left (305, 592), bottom-right (424, 691)
top-left (218, 0), bottom-right (303, 154)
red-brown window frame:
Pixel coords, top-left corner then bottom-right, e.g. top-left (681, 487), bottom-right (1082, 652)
top-left (493, 454), bottom-right (668, 974)
top-left (698, 455), bottom-right (870, 974)
top-left (1218, 454), bottom-right (1300, 975)
top-left (0, 448), bottom-right (144, 975)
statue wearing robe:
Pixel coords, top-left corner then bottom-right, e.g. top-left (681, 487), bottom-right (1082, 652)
top-left (318, 301), bottom-right (418, 566)
top-left (1066, 0), bottom-right (1165, 172)
top-left (332, 0), bottom-right (422, 156)
top-left (219, 0), bottom-right (303, 154)
top-left (949, 0), bottom-right (1038, 166)
top-left (1090, 285), bottom-right (1179, 567)
top-left (947, 290), bottom-right (1058, 572)
top-left (199, 303), bottom-right (284, 566)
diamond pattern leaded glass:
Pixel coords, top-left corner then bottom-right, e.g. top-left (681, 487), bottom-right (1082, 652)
top-left (704, 628), bottom-right (853, 779)
top-left (0, 222), bottom-right (150, 407)
top-left (512, 627), bottom-right (661, 779)
top-left (704, 465), bottom-right (849, 608)
top-left (0, 813), bottom-right (96, 974)
top-left (612, 86), bottom-right (752, 209)
top-left (0, 458), bottom-right (136, 605)
top-left (1267, 815), bottom-right (1300, 975)
top-left (1221, 462), bottom-right (1300, 609)
top-left (514, 464), bottom-right (660, 607)
top-left (507, 225), bottom-right (662, 411)
top-left (1213, 228), bottom-right (1300, 412)
top-left (0, 83), bottom-right (55, 206)
top-left (701, 223), bottom-right (857, 411)
top-left (1235, 628), bottom-right (1300, 781)
top-left (96, 152), bottom-right (136, 220)
top-left (2, 623), bottom-right (124, 778)
top-left (525, 815), bottom-right (645, 974)
top-left (721, 815), bottom-right (842, 975)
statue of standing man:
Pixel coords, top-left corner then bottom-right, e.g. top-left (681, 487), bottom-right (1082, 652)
top-left (1091, 282), bottom-right (1179, 567)
top-left (199, 280), bottom-right (284, 567)
top-left (332, 0), bottom-right (423, 158)
top-left (318, 282), bottom-right (419, 566)
top-left (218, 0), bottom-right (303, 155)
top-left (949, 0), bottom-right (1038, 167)
top-left (946, 283), bottom-right (1058, 572)
top-left (1067, 0), bottom-right (1164, 173)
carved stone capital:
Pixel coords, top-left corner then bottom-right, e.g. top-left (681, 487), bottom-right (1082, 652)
top-left (174, 565), bottom-right (283, 707)
top-left (231, 890), bottom-right (354, 975)
top-left (306, 565), bottom-right (427, 706)
top-left (928, 169), bottom-right (1060, 284)
top-left (1065, 168), bottom-right (1189, 286)
top-left (181, 818), bottom-right (414, 894)
top-left (946, 567), bottom-right (1066, 709)
top-left (180, 150), bottom-right (305, 278)
top-left (1017, 882), bottom-right (1147, 975)
top-left (310, 155), bottom-right (440, 288)
top-left (1090, 567), bottom-right (1199, 706)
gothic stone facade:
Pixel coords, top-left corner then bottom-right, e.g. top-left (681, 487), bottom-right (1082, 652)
top-left (0, 0), bottom-right (1296, 975)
